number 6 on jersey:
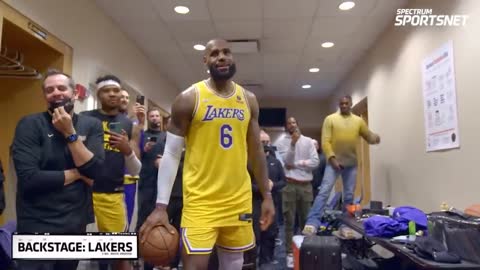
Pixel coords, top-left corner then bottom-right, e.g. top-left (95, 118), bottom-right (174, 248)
top-left (220, 124), bottom-right (233, 149)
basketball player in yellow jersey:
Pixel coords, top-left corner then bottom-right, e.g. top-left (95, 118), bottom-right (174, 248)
top-left (140, 39), bottom-right (274, 270)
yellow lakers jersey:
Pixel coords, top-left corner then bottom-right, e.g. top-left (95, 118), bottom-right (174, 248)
top-left (182, 80), bottom-right (252, 227)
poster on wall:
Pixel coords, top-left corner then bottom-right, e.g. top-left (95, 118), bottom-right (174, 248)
top-left (421, 40), bottom-right (460, 152)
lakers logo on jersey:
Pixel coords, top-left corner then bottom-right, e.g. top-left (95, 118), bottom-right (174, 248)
top-left (201, 105), bottom-right (245, 121)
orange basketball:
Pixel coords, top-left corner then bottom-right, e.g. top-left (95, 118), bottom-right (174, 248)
top-left (140, 225), bottom-right (179, 267)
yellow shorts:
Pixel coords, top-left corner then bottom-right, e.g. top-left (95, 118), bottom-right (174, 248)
top-left (181, 225), bottom-right (255, 255)
top-left (123, 175), bottom-right (139, 185)
top-left (92, 192), bottom-right (128, 232)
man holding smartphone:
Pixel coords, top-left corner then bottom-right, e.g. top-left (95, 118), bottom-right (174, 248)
top-left (136, 108), bottom-right (165, 229)
top-left (81, 75), bottom-right (141, 270)
top-left (142, 107), bottom-right (166, 153)
top-left (275, 116), bottom-right (319, 268)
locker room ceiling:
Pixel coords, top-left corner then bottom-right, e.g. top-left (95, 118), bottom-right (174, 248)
top-left (94, 0), bottom-right (408, 99)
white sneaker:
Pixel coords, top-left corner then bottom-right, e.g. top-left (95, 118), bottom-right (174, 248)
top-left (286, 253), bottom-right (294, 268)
top-left (302, 225), bottom-right (317, 236)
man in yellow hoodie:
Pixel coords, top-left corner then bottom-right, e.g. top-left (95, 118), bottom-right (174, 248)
top-left (303, 95), bottom-right (380, 235)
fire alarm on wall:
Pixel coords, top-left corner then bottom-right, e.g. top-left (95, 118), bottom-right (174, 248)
top-left (76, 83), bottom-right (89, 100)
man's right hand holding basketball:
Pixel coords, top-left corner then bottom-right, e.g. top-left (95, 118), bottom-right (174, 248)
top-left (139, 204), bottom-right (176, 243)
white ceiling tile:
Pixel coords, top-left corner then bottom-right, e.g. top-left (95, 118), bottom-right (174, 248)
top-left (263, 19), bottom-right (311, 39)
top-left (215, 20), bottom-right (262, 40)
top-left (369, 0), bottom-right (408, 18)
top-left (263, 72), bottom-right (293, 88)
top-left (297, 55), bottom-right (339, 72)
top-left (168, 20), bottom-right (217, 42)
top-left (260, 38), bottom-right (304, 54)
top-left (152, 0), bottom-right (211, 22)
top-left (263, 53), bottom-right (300, 73)
top-left (303, 36), bottom-right (342, 60)
top-left (96, 0), bottom-right (156, 20)
top-left (235, 54), bottom-right (263, 71)
top-left (316, 0), bottom-right (378, 17)
top-left (121, 21), bottom-right (178, 54)
top-left (294, 71), bottom-right (341, 86)
top-left (140, 35), bottom-right (179, 56)
top-left (337, 46), bottom-right (367, 66)
top-left (310, 16), bottom-right (366, 40)
top-left (184, 55), bottom-right (208, 74)
top-left (290, 78), bottom-right (338, 99)
top-left (151, 53), bottom-right (197, 89)
top-left (350, 1), bottom-right (408, 49)
top-left (96, 0), bottom-right (175, 50)
top-left (95, 0), bottom-right (401, 99)
top-left (295, 69), bottom-right (335, 80)
top-left (263, 0), bottom-right (318, 19)
top-left (178, 40), bottom-right (211, 54)
top-left (208, 0), bottom-right (262, 20)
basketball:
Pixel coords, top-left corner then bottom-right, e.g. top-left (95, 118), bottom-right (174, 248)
top-left (140, 225), bottom-right (180, 266)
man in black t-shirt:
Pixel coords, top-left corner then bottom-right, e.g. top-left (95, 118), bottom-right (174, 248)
top-left (81, 75), bottom-right (141, 270)
top-left (142, 107), bottom-right (166, 154)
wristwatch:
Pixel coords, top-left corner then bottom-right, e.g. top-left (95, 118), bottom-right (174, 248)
top-left (66, 134), bottom-right (79, 143)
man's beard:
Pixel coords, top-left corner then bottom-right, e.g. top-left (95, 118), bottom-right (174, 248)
top-left (149, 122), bottom-right (161, 129)
top-left (209, 63), bottom-right (237, 81)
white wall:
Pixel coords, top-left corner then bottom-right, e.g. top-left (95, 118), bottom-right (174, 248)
top-left (3, 0), bottom-right (178, 112)
top-left (332, 0), bottom-right (480, 212)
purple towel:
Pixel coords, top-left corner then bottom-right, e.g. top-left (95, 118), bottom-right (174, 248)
top-left (364, 216), bottom-right (408, 237)
top-left (393, 206), bottom-right (428, 229)
top-left (364, 206), bottom-right (427, 237)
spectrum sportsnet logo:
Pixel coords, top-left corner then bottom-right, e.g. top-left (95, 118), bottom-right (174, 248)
top-left (395, 9), bottom-right (468, 26)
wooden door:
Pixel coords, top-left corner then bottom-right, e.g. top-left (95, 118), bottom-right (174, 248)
top-left (353, 99), bottom-right (371, 205)
top-left (0, 1), bottom-right (73, 223)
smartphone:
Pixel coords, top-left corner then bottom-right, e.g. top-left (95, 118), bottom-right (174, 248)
top-left (48, 99), bottom-right (74, 114)
top-left (108, 122), bottom-right (122, 134)
top-left (63, 101), bottom-right (74, 113)
top-left (149, 136), bottom-right (157, 143)
top-left (136, 95), bottom-right (145, 105)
